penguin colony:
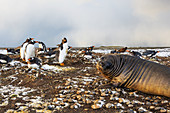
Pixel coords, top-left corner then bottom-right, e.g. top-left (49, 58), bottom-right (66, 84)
top-left (19, 37), bottom-right (69, 68)
top-left (1, 38), bottom-right (161, 68)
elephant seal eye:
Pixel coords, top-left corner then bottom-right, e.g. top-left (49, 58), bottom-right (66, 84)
top-left (101, 57), bottom-right (105, 60)
top-left (103, 61), bottom-right (112, 70)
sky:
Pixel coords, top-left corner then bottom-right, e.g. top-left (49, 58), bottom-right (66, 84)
top-left (0, 0), bottom-right (170, 47)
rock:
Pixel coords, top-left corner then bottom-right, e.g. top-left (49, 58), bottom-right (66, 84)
top-left (44, 110), bottom-right (52, 113)
top-left (91, 104), bottom-right (102, 109)
top-left (149, 106), bottom-right (155, 110)
top-left (101, 92), bottom-right (108, 96)
top-left (6, 109), bottom-right (15, 113)
top-left (86, 99), bottom-right (92, 104)
top-left (85, 91), bottom-right (90, 94)
top-left (155, 107), bottom-right (163, 111)
top-left (68, 98), bottom-right (74, 103)
top-left (65, 81), bottom-right (71, 86)
top-left (145, 97), bottom-right (151, 101)
top-left (60, 94), bottom-right (66, 98)
top-left (47, 105), bottom-right (55, 110)
top-left (99, 97), bottom-right (105, 100)
top-left (167, 110), bottom-right (170, 113)
top-left (32, 103), bottom-right (42, 109)
top-left (138, 107), bottom-right (147, 112)
top-left (76, 95), bottom-right (82, 100)
top-left (70, 103), bottom-right (81, 109)
top-left (160, 109), bottom-right (167, 113)
top-left (76, 90), bottom-right (82, 94)
top-left (118, 98), bottom-right (123, 103)
top-left (161, 100), bottom-right (169, 104)
top-left (0, 101), bottom-right (8, 106)
top-left (53, 98), bottom-right (58, 102)
top-left (128, 104), bottom-right (133, 108)
top-left (146, 102), bottom-right (151, 105)
top-left (36, 109), bottom-right (45, 113)
top-left (105, 103), bottom-right (114, 108)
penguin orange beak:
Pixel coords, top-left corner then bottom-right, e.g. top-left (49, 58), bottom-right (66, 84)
top-left (31, 38), bottom-right (34, 40)
top-left (126, 50), bottom-right (130, 52)
top-left (5, 48), bottom-right (7, 50)
top-left (35, 41), bottom-right (39, 43)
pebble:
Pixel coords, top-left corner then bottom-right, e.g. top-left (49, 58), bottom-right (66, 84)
top-left (128, 104), bottom-right (133, 108)
top-left (91, 104), bottom-right (101, 109)
top-left (161, 100), bottom-right (169, 104)
top-left (149, 106), bottom-right (155, 109)
top-left (105, 103), bottom-right (114, 108)
top-left (86, 99), bottom-right (92, 104)
top-left (6, 109), bottom-right (15, 113)
top-left (160, 109), bottom-right (167, 113)
top-left (155, 107), bottom-right (163, 111)
top-left (68, 98), bottom-right (74, 103)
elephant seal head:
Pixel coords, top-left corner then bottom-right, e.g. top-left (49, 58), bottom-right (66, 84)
top-left (96, 54), bottom-right (125, 81)
top-left (96, 55), bottom-right (115, 81)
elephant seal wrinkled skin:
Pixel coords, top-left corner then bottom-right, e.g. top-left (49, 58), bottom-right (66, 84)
top-left (96, 54), bottom-right (170, 97)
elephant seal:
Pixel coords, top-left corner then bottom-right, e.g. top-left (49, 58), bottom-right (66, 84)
top-left (96, 54), bottom-right (170, 97)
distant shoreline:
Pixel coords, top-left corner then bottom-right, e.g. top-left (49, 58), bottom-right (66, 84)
top-left (0, 46), bottom-right (170, 50)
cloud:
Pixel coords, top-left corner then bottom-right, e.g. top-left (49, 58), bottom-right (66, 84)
top-left (0, 0), bottom-right (169, 47)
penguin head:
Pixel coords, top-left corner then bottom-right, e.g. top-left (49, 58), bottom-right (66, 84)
top-left (62, 37), bottom-right (67, 43)
top-left (26, 38), bottom-right (34, 42)
top-left (29, 40), bottom-right (39, 44)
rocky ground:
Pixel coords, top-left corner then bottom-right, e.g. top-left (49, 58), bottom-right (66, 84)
top-left (0, 48), bottom-right (170, 113)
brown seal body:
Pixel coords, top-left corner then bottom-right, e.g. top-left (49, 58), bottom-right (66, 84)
top-left (96, 54), bottom-right (170, 97)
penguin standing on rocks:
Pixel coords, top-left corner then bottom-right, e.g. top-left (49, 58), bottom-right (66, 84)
top-left (20, 38), bottom-right (34, 61)
top-left (58, 37), bottom-right (68, 66)
top-left (0, 54), bottom-right (13, 64)
top-left (25, 40), bottom-right (39, 62)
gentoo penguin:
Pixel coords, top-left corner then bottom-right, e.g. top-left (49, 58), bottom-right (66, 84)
top-left (58, 37), bottom-right (68, 66)
top-left (110, 49), bottom-right (118, 54)
top-left (5, 48), bottom-right (16, 54)
top-left (117, 47), bottom-right (127, 53)
top-left (143, 50), bottom-right (159, 57)
top-left (0, 54), bottom-right (13, 64)
top-left (87, 46), bottom-right (95, 52)
top-left (27, 57), bottom-right (42, 68)
top-left (20, 38), bottom-right (34, 61)
top-left (38, 41), bottom-right (47, 54)
top-left (44, 48), bottom-right (58, 59)
top-left (25, 40), bottom-right (39, 62)
top-left (127, 50), bottom-right (142, 57)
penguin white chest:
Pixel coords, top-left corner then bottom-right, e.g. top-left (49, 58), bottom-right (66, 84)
top-left (20, 42), bottom-right (28, 59)
top-left (25, 44), bottom-right (35, 62)
top-left (58, 43), bottom-right (68, 63)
